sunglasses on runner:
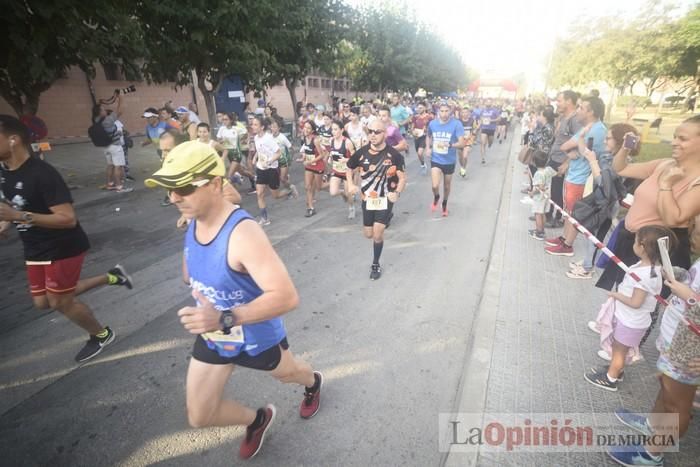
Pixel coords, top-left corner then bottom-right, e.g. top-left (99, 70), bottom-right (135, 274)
top-left (168, 178), bottom-right (212, 197)
top-left (367, 129), bottom-right (384, 135)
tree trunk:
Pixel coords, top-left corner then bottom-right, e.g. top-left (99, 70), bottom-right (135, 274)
top-left (286, 78), bottom-right (300, 139)
top-left (197, 78), bottom-right (217, 126)
top-left (606, 86), bottom-right (616, 123)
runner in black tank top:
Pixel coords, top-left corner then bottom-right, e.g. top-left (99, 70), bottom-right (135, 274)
top-left (328, 120), bottom-right (357, 219)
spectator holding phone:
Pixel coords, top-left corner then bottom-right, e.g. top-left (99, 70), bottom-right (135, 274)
top-left (597, 115), bottom-right (700, 293)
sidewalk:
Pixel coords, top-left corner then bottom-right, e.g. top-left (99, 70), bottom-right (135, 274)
top-left (459, 144), bottom-right (700, 465)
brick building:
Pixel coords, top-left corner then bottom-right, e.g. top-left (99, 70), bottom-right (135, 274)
top-left (0, 65), bottom-right (374, 141)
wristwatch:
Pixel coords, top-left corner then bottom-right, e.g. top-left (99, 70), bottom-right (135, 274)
top-left (220, 310), bottom-right (236, 334)
top-left (21, 212), bottom-right (33, 223)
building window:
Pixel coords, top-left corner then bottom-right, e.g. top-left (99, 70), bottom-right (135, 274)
top-left (335, 80), bottom-right (345, 91)
top-left (321, 79), bottom-right (331, 89)
top-left (103, 63), bottom-right (123, 81)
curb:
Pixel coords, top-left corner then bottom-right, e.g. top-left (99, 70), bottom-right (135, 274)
top-left (441, 131), bottom-right (517, 467)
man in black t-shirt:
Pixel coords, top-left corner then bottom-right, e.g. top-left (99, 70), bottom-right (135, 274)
top-left (0, 115), bottom-right (133, 363)
top-left (346, 119), bottom-right (406, 280)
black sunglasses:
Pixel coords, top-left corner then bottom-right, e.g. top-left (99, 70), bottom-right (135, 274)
top-left (168, 178), bottom-right (212, 197)
top-left (367, 129), bottom-right (384, 135)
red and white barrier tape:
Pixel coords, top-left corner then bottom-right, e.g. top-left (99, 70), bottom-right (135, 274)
top-left (548, 199), bottom-right (700, 337)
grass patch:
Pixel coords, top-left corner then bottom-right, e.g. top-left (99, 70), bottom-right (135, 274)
top-left (634, 141), bottom-right (672, 163)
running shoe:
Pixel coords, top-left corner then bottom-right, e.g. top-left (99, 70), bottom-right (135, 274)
top-left (304, 208), bottom-right (316, 218)
top-left (544, 236), bottom-right (565, 247)
top-left (115, 186), bottom-right (134, 193)
top-left (125, 175), bottom-right (135, 181)
top-left (247, 187), bottom-right (257, 195)
top-left (442, 208), bottom-right (448, 217)
top-left (607, 445), bottom-right (663, 466)
top-left (75, 327), bottom-right (115, 363)
top-left (370, 263), bottom-right (382, 281)
top-left (257, 217), bottom-right (271, 226)
top-left (566, 268), bottom-right (593, 279)
top-left (459, 167), bottom-right (466, 178)
top-left (481, 158), bottom-right (486, 165)
top-left (569, 259), bottom-right (584, 270)
top-left (289, 184), bottom-right (299, 199)
top-left (528, 229), bottom-right (544, 241)
top-left (545, 242), bottom-right (574, 256)
top-left (584, 367), bottom-right (618, 392)
top-left (420, 164), bottom-right (427, 176)
top-left (107, 264), bottom-right (133, 289)
top-left (300, 372), bottom-right (323, 419)
top-left (431, 201), bottom-right (439, 213)
top-left (614, 408), bottom-right (653, 436)
top-left (239, 404), bottom-right (276, 460)
top-left (587, 321), bottom-right (601, 334)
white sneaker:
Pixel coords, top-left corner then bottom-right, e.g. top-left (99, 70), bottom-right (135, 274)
top-left (289, 184), bottom-right (299, 199)
top-left (597, 349), bottom-right (611, 361)
top-left (588, 321), bottom-right (601, 334)
top-left (568, 259), bottom-right (584, 270)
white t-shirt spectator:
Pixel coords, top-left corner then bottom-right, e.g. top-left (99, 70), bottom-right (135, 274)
top-left (614, 262), bottom-right (663, 329)
top-left (188, 111), bottom-right (201, 124)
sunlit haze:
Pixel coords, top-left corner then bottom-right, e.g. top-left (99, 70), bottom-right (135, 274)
top-left (347, 0), bottom-right (696, 91)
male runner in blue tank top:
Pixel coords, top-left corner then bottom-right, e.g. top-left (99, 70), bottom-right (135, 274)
top-left (145, 141), bottom-right (322, 461)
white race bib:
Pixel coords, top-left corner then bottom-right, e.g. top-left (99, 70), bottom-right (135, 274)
top-left (433, 141), bottom-right (449, 153)
top-left (332, 159), bottom-right (347, 172)
top-left (304, 153), bottom-right (316, 163)
top-left (412, 128), bottom-right (425, 138)
top-left (366, 196), bottom-right (388, 211)
top-left (482, 118), bottom-right (491, 125)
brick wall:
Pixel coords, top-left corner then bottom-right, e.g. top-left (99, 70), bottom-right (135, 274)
top-left (0, 66), bottom-right (206, 141)
top-left (0, 67), bottom-right (375, 140)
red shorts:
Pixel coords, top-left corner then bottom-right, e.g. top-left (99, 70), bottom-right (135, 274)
top-left (26, 252), bottom-right (86, 296)
top-left (563, 181), bottom-right (585, 213)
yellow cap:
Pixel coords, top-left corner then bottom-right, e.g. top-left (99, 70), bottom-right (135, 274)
top-left (144, 141), bottom-right (225, 189)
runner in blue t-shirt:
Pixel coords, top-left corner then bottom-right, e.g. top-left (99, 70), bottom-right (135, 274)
top-left (479, 99), bottom-right (501, 164)
top-left (425, 102), bottom-right (467, 217)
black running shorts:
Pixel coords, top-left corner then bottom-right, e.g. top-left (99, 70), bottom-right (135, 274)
top-left (255, 168), bottom-right (280, 190)
top-left (192, 335), bottom-right (290, 371)
top-left (362, 200), bottom-right (394, 227)
top-left (481, 129), bottom-right (495, 136)
top-left (430, 161), bottom-right (456, 175)
top-left (414, 135), bottom-right (426, 151)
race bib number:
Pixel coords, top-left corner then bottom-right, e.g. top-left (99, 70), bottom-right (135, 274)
top-left (433, 141), bottom-right (449, 153)
top-left (482, 118), bottom-right (491, 125)
top-left (202, 326), bottom-right (245, 357)
top-left (258, 153), bottom-right (268, 168)
top-left (332, 159), bottom-right (347, 172)
top-left (304, 153), bottom-right (316, 163)
top-left (366, 196), bottom-right (388, 211)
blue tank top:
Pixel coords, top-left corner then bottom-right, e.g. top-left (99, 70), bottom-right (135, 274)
top-left (184, 208), bottom-right (286, 356)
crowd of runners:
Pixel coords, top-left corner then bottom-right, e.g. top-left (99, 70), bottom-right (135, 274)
top-left (1, 85), bottom-right (699, 465)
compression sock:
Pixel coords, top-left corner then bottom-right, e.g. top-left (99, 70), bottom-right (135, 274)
top-left (373, 241), bottom-right (384, 265)
top-left (306, 373), bottom-right (321, 392)
top-left (433, 193), bottom-right (440, 204)
top-left (260, 208), bottom-right (268, 219)
top-left (442, 199), bottom-right (448, 211)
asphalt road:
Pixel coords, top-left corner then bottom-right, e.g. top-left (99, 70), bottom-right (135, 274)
top-left (0, 132), bottom-right (515, 466)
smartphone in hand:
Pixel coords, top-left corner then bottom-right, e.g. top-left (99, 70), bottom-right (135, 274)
top-left (623, 134), bottom-right (639, 150)
top-left (586, 137), bottom-right (594, 150)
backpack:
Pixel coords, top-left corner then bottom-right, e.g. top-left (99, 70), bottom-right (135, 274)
top-left (88, 118), bottom-right (115, 147)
